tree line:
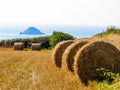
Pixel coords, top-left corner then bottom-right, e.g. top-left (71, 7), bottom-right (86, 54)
top-left (0, 31), bottom-right (74, 49)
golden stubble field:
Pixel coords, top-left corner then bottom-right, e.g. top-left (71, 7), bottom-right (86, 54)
top-left (0, 34), bottom-right (120, 90)
top-left (0, 48), bottom-right (86, 90)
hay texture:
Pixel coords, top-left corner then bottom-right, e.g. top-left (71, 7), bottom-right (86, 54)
top-left (14, 42), bottom-right (24, 50)
top-left (62, 41), bottom-right (89, 72)
top-left (75, 41), bottom-right (120, 84)
top-left (31, 43), bottom-right (42, 50)
top-left (52, 40), bottom-right (74, 68)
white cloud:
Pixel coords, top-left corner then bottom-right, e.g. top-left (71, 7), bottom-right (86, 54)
top-left (0, 0), bottom-right (120, 26)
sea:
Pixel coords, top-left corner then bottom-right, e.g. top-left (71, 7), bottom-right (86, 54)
top-left (0, 25), bottom-right (107, 41)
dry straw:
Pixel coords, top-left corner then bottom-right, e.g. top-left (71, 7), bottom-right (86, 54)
top-left (75, 41), bottom-right (120, 85)
top-left (31, 43), bottom-right (42, 50)
top-left (62, 41), bottom-right (89, 72)
top-left (52, 40), bottom-right (74, 68)
top-left (14, 42), bottom-right (24, 50)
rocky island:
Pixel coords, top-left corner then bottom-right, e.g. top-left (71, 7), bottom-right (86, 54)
top-left (20, 26), bottom-right (45, 35)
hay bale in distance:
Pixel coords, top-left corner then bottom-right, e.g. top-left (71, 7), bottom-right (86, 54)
top-left (14, 42), bottom-right (24, 50)
top-left (75, 41), bottom-right (120, 85)
top-left (31, 43), bottom-right (42, 50)
top-left (52, 40), bottom-right (74, 68)
top-left (62, 41), bottom-right (89, 72)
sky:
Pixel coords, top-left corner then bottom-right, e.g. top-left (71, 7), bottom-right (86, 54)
top-left (0, 0), bottom-right (120, 27)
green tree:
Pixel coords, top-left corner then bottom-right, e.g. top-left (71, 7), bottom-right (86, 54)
top-left (50, 31), bottom-right (74, 48)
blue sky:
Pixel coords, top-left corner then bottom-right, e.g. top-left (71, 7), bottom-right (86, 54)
top-left (0, 0), bottom-right (120, 26)
top-left (0, 0), bottom-right (119, 35)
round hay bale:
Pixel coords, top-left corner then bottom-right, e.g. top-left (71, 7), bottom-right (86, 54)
top-left (62, 41), bottom-right (89, 72)
top-left (14, 42), bottom-right (24, 50)
top-left (75, 41), bottom-right (120, 85)
top-left (31, 43), bottom-right (42, 50)
top-left (52, 40), bottom-right (74, 68)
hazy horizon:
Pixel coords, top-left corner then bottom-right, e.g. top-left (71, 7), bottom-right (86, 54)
top-left (0, 25), bottom-right (107, 40)
top-left (0, 25), bottom-right (106, 33)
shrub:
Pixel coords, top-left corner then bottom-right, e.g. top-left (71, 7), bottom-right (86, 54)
top-left (105, 26), bottom-right (120, 34)
top-left (95, 26), bottom-right (120, 36)
top-left (50, 31), bottom-right (74, 48)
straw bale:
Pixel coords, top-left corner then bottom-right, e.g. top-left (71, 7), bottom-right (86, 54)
top-left (52, 40), bottom-right (74, 68)
top-left (75, 41), bottom-right (120, 85)
top-left (14, 42), bottom-right (24, 50)
top-left (31, 43), bottom-right (42, 50)
top-left (62, 41), bottom-right (89, 72)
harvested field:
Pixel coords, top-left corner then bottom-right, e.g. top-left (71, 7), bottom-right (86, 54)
top-left (0, 48), bottom-right (85, 90)
top-left (1, 34), bottom-right (120, 89)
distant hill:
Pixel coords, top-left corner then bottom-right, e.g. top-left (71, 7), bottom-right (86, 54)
top-left (20, 26), bottom-right (45, 35)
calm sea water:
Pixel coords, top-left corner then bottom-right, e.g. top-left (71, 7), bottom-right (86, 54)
top-left (0, 33), bottom-right (46, 40)
top-left (0, 26), bottom-right (106, 40)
